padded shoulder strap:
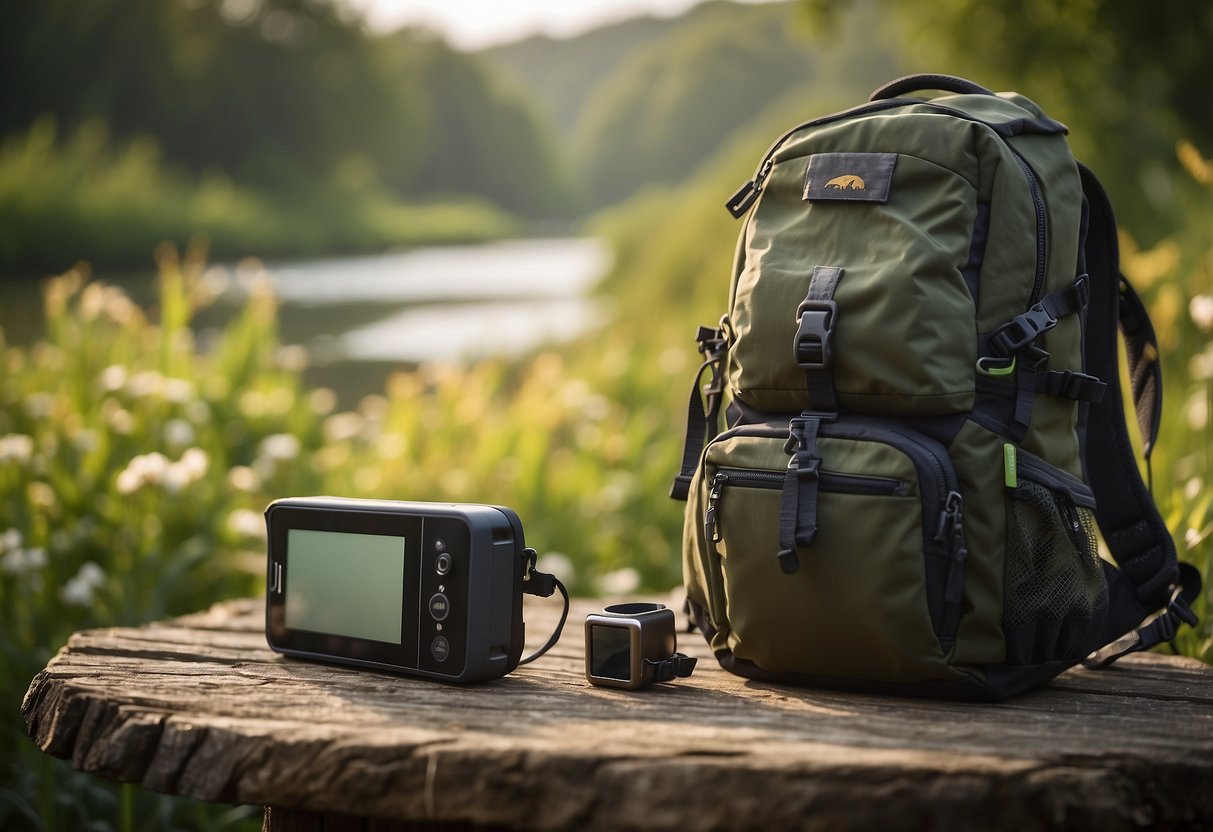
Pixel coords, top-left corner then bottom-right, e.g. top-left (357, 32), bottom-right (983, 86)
top-left (1077, 163), bottom-right (1178, 609)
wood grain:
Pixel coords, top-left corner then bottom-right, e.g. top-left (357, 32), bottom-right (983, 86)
top-left (22, 596), bottom-right (1213, 831)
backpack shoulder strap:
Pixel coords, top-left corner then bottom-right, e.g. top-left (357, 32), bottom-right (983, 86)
top-left (1076, 162), bottom-right (1200, 665)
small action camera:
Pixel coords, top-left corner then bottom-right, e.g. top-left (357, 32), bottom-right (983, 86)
top-left (584, 603), bottom-right (697, 690)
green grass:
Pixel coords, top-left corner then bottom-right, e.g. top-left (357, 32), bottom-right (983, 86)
top-left (0, 120), bottom-right (516, 274)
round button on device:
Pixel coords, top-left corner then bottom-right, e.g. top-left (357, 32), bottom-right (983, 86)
top-left (428, 592), bottom-right (450, 621)
top-left (431, 635), bottom-right (450, 663)
top-left (435, 552), bottom-right (452, 575)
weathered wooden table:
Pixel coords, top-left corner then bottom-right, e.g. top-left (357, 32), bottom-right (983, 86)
top-left (23, 595), bottom-right (1213, 831)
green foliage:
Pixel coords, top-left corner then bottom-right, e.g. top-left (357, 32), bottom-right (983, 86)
top-left (1, 0), bottom-right (571, 218)
top-left (0, 119), bottom-right (514, 272)
top-left (482, 0), bottom-right (905, 211)
top-left (1119, 141), bottom-right (1213, 660)
top-left (0, 250), bottom-right (309, 830)
top-left (803, 0), bottom-right (1213, 239)
top-left (571, 3), bottom-right (814, 207)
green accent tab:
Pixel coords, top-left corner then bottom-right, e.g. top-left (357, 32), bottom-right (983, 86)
top-left (1003, 443), bottom-right (1018, 488)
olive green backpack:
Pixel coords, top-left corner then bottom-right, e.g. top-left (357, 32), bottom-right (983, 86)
top-left (670, 74), bottom-right (1201, 699)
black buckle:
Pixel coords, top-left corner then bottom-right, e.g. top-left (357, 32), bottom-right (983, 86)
top-left (695, 325), bottom-right (725, 358)
top-left (794, 299), bottom-right (837, 370)
top-left (785, 415), bottom-right (822, 481)
top-left (991, 303), bottom-right (1057, 356)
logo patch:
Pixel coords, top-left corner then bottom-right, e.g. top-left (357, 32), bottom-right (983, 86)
top-left (825, 174), bottom-right (866, 190)
top-left (804, 153), bottom-right (897, 203)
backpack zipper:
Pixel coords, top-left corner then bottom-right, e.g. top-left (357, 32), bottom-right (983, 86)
top-left (1009, 148), bottom-right (1048, 304)
top-left (726, 99), bottom-right (917, 216)
top-left (704, 467), bottom-right (908, 543)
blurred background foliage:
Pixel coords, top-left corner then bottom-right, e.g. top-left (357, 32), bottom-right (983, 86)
top-left (1, 0), bottom-right (1211, 829)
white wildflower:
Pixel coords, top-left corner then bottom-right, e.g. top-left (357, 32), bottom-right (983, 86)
top-left (309, 388), bottom-right (337, 415)
top-left (0, 435), bottom-right (34, 465)
top-left (276, 345), bottom-right (309, 373)
top-left (126, 370), bottom-right (165, 398)
top-left (227, 465), bottom-right (259, 491)
top-left (227, 508), bottom-right (266, 539)
top-left (0, 528), bottom-right (22, 552)
top-left (178, 447), bottom-right (209, 480)
top-left (1, 547), bottom-right (46, 575)
top-left (98, 365), bottom-right (128, 392)
top-left (108, 408), bottom-right (134, 434)
top-left (60, 561), bottom-right (105, 606)
top-left (1190, 294), bottom-right (1213, 333)
top-left (598, 567), bottom-right (641, 595)
top-left (115, 451), bottom-right (171, 493)
top-left (259, 433), bottom-right (300, 462)
top-left (163, 419), bottom-right (195, 448)
top-left (324, 412), bottom-right (364, 443)
top-left (162, 464), bottom-right (191, 494)
top-left (535, 552), bottom-right (574, 584)
top-left (116, 467), bottom-right (142, 495)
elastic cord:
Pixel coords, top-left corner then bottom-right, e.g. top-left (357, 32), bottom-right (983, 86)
top-left (518, 575), bottom-right (569, 666)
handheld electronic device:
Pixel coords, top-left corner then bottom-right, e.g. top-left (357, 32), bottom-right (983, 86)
top-left (265, 497), bottom-right (559, 683)
top-left (584, 603), bottom-right (697, 690)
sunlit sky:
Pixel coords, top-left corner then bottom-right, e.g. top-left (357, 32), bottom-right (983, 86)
top-left (341, 0), bottom-right (770, 50)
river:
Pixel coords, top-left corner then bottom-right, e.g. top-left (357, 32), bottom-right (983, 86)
top-left (0, 237), bottom-right (611, 406)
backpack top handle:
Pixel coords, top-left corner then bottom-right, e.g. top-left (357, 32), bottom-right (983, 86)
top-left (870, 74), bottom-right (995, 101)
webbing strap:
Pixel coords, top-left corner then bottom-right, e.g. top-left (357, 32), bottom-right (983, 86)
top-left (646, 652), bottom-right (698, 682)
top-left (1029, 368), bottom-right (1107, 404)
top-left (795, 266), bottom-right (844, 411)
top-left (991, 274), bottom-right (1090, 363)
top-left (777, 414), bottom-right (823, 575)
top-left (1083, 562), bottom-right (1201, 669)
top-left (669, 326), bottom-right (727, 501)
top-left (1078, 163), bottom-right (1179, 612)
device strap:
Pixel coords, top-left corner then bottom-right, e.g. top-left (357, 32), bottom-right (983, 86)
top-left (517, 548), bottom-right (570, 666)
top-left (646, 652), bottom-right (698, 682)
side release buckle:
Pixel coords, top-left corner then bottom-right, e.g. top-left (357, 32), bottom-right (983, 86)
top-left (991, 303), bottom-right (1057, 357)
top-left (793, 299), bottom-right (837, 370)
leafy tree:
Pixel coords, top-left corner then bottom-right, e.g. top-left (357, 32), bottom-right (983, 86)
top-left (0, 0), bottom-right (571, 216)
top-left (802, 0), bottom-right (1213, 238)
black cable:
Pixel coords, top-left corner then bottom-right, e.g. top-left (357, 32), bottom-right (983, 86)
top-left (518, 576), bottom-right (569, 666)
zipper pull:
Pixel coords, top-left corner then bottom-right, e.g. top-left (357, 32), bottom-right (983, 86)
top-left (933, 491), bottom-right (963, 545)
top-left (942, 491), bottom-right (967, 614)
top-left (725, 181), bottom-right (759, 218)
top-left (705, 473), bottom-right (728, 543)
top-left (725, 160), bottom-right (774, 218)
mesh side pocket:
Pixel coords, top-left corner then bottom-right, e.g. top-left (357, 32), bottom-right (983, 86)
top-left (1005, 481), bottom-right (1106, 629)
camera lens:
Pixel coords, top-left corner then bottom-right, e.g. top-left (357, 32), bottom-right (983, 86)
top-left (435, 552), bottom-right (452, 575)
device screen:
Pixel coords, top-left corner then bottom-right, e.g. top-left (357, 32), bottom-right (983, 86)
top-left (589, 624), bottom-right (632, 681)
top-left (285, 529), bottom-right (406, 644)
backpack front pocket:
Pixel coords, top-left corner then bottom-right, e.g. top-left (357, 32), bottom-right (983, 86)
top-left (697, 420), bottom-right (968, 683)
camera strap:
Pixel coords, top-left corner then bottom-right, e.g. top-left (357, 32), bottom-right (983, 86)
top-left (517, 548), bottom-right (570, 666)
